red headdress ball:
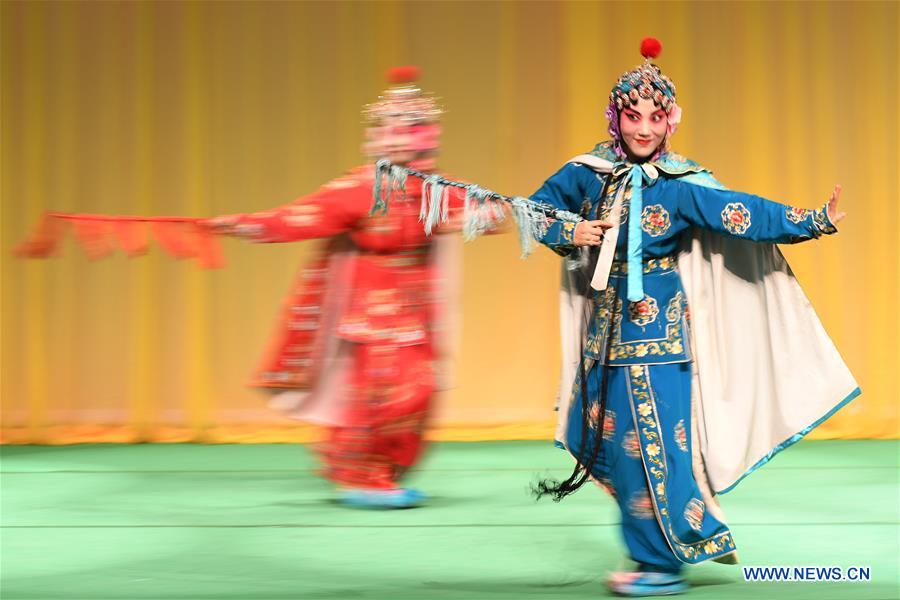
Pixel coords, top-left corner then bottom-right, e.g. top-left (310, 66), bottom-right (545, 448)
top-left (387, 65), bottom-right (421, 84)
top-left (640, 37), bottom-right (662, 61)
top-left (363, 65), bottom-right (442, 126)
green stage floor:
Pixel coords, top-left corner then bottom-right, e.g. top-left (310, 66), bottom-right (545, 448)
top-left (1, 440), bottom-right (898, 600)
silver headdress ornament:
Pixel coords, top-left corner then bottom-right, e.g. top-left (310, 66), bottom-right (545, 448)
top-left (362, 66), bottom-right (443, 125)
top-left (605, 38), bottom-right (683, 159)
top-left (610, 37), bottom-right (677, 114)
top-left (368, 67), bottom-right (578, 258)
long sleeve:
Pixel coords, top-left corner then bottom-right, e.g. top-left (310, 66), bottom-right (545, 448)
top-left (531, 163), bottom-right (589, 256)
top-left (670, 179), bottom-right (838, 244)
top-left (206, 170), bottom-right (370, 243)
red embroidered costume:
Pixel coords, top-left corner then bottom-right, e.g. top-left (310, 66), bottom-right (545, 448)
top-left (209, 164), bottom-right (463, 492)
top-left (202, 67), bottom-right (477, 505)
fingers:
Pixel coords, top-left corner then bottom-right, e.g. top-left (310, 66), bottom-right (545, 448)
top-left (583, 220), bottom-right (614, 230)
top-left (577, 233), bottom-right (603, 246)
top-left (574, 221), bottom-right (606, 246)
top-left (827, 184), bottom-right (845, 224)
top-left (579, 222), bottom-right (611, 236)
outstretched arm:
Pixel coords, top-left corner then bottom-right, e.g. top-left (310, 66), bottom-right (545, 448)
top-left (204, 170), bottom-right (369, 243)
top-left (672, 180), bottom-right (844, 243)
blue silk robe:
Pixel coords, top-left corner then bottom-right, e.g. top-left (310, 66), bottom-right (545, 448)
top-left (532, 142), bottom-right (837, 570)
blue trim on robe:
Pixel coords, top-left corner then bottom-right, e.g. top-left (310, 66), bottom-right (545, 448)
top-left (716, 386), bottom-right (862, 495)
top-left (554, 384), bottom-right (863, 496)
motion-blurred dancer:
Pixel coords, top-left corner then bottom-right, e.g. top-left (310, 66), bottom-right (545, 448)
top-left (202, 67), bottom-right (472, 509)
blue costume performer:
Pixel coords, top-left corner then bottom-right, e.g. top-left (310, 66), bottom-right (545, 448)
top-left (529, 39), bottom-right (858, 595)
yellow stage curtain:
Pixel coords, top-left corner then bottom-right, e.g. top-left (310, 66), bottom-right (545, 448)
top-left (2, 1), bottom-right (897, 443)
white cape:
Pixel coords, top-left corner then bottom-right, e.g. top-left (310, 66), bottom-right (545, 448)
top-left (555, 155), bottom-right (860, 495)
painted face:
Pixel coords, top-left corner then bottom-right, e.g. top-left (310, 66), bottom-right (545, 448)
top-left (363, 118), bottom-right (441, 166)
top-left (618, 97), bottom-right (668, 161)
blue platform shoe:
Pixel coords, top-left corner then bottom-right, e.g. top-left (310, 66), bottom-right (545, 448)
top-left (607, 570), bottom-right (688, 596)
top-left (337, 488), bottom-right (428, 509)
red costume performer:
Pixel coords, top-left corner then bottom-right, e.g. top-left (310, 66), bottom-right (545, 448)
top-left (205, 67), bottom-right (469, 507)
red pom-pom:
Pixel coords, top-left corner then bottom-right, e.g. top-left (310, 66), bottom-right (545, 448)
top-left (387, 66), bottom-right (421, 84)
top-left (640, 37), bottom-right (662, 60)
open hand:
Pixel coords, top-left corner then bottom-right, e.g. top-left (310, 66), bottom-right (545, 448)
top-left (574, 220), bottom-right (613, 247)
top-left (827, 185), bottom-right (845, 225)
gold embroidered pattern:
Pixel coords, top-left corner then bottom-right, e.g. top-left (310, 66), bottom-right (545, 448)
top-left (621, 189), bottom-right (631, 223)
top-left (641, 204), bottom-right (671, 237)
top-left (785, 206), bottom-right (811, 224)
top-left (628, 296), bottom-right (659, 326)
top-left (610, 255), bottom-right (677, 275)
top-left (721, 202), bottom-right (751, 235)
top-left (600, 178), bottom-right (631, 222)
top-left (665, 292), bottom-right (685, 322)
top-left (598, 175), bottom-right (616, 220)
top-left (548, 221), bottom-right (578, 256)
top-left (585, 287), bottom-right (618, 356)
top-left (628, 366), bottom-right (737, 562)
top-left (608, 296), bottom-right (685, 361)
top-left (812, 205), bottom-right (837, 236)
top-left (631, 366), bottom-right (666, 506)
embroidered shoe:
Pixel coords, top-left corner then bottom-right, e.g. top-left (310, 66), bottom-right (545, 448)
top-left (607, 571), bottom-right (688, 596)
top-left (337, 488), bottom-right (428, 509)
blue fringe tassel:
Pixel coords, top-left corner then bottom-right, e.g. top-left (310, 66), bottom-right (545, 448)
top-left (370, 162), bottom-right (583, 252)
top-left (370, 159), bottom-right (391, 215)
top-left (389, 164), bottom-right (407, 203)
top-left (371, 161), bottom-right (410, 216)
top-left (510, 196), bottom-right (551, 258)
top-left (462, 184), bottom-right (504, 242)
top-left (422, 175), bottom-right (446, 235)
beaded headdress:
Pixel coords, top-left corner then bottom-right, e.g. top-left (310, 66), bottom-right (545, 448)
top-left (605, 38), bottom-right (682, 159)
top-left (362, 66), bottom-right (443, 125)
top-left (610, 38), bottom-right (677, 112)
